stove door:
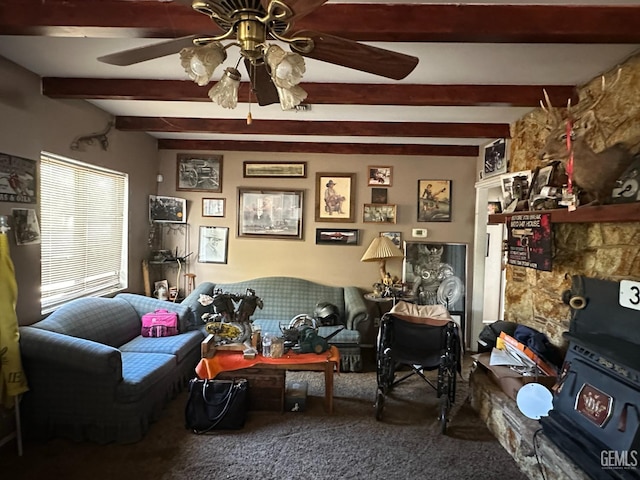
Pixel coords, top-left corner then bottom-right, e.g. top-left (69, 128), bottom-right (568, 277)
top-left (553, 350), bottom-right (640, 453)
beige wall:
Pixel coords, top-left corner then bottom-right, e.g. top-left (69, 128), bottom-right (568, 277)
top-left (157, 149), bottom-right (478, 339)
top-left (0, 56), bottom-right (159, 325)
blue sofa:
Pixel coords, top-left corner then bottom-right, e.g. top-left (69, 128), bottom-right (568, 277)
top-left (182, 276), bottom-right (369, 372)
top-left (18, 294), bottom-right (204, 444)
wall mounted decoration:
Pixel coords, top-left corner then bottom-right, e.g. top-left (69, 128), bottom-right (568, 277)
top-left (315, 172), bottom-right (356, 223)
top-left (381, 231), bottom-right (402, 248)
top-left (368, 166), bottom-right (393, 186)
top-left (418, 179), bottom-right (451, 222)
top-left (507, 213), bottom-right (552, 271)
top-left (483, 138), bottom-right (508, 178)
top-left (402, 241), bottom-right (467, 333)
top-left (176, 154), bottom-right (222, 192)
top-left (202, 198), bottom-right (225, 217)
top-left (149, 195), bottom-right (187, 223)
top-left (12, 208), bottom-right (40, 245)
top-left (238, 187), bottom-right (304, 239)
top-left (198, 226), bottom-right (229, 264)
top-left (371, 187), bottom-right (388, 204)
top-left (500, 170), bottom-right (532, 213)
top-left (363, 204), bottom-right (397, 223)
top-left (315, 228), bottom-right (359, 245)
top-left (243, 161), bottom-right (307, 178)
top-left (0, 152), bottom-right (36, 203)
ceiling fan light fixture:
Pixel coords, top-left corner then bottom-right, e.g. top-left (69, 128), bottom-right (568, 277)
top-left (208, 66), bottom-right (242, 109)
top-left (180, 41), bottom-right (227, 86)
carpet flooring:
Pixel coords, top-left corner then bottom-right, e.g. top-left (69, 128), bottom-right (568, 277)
top-left (1, 353), bottom-right (527, 480)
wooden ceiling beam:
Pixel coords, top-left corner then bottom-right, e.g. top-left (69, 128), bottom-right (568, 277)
top-left (42, 78), bottom-right (578, 107)
top-left (157, 139), bottom-right (480, 157)
top-left (116, 117), bottom-right (509, 138)
top-left (2, 2), bottom-right (640, 43)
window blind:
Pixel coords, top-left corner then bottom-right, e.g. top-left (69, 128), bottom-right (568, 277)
top-left (40, 152), bottom-right (128, 313)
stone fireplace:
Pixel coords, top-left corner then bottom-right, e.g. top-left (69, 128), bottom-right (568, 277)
top-left (470, 52), bottom-right (640, 479)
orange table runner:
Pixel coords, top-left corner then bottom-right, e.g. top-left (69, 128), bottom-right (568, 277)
top-left (196, 346), bottom-right (340, 379)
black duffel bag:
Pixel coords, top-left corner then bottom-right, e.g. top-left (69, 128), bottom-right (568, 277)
top-left (185, 378), bottom-right (248, 434)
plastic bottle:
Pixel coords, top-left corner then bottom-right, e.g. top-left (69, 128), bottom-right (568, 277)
top-left (262, 333), bottom-right (272, 357)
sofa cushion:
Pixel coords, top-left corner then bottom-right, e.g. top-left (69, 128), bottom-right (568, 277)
top-left (115, 352), bottom-right (175, 403)
top-left (33, 297), bottom-right (141, 347)
top-left (120, 330), bottom-right (203, 363)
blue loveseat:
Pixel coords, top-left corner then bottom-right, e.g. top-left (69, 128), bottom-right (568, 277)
top-left (182, 276), bottom-right (369, 372)
top-left (18, 294), bottom-right (204, 444)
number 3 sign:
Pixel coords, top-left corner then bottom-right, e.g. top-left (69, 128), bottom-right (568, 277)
top-left (620, 280), bottom-right (640, 311)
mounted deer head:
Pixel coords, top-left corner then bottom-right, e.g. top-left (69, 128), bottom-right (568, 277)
top-left (537, 69), bottom-right (634, 204)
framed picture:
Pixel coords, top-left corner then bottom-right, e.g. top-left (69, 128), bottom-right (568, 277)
top-left (418, 179), bottom-right (451, 222)
top-left (0, 152), bottom-right (37, 203)
top-left (483, 138), bottom-right (508, 178)
top-left (500, 170), bottom-right (532, 213)
top-left (154, 279), bottom-right (169, 294)
top-left (528, 164), bottom-right (555, 201)
top-left (149, 195), bottom-right (187, 223)
top-left (12, 208), bottom-right (40, 245)
top-left (202, 198), bottom-right (225, 217)
top-left (315, 173), bottom-right (356, 223)
top-left (368, 166), bottom-right (393, 186)
top-left (176, 153), bottom-right (222, 192)
top-left (243, 161), bottom-right (307, 178)
top-left (402, 241), bottom-right (467, 332)
top-left (381, 231), bottom-right (402, 248)
top-left (198, 226), bottom-right (229, 263)
top-left (363, 204), bottom-right (397, 223)
top-left (238, 187), bottom-right (304, 239)
top-left (487, 201), bottom-right (502, 215)
top-left (371, 187), bottom-right (388, 204)
top-left (315, 228), bottom-right (360, 245)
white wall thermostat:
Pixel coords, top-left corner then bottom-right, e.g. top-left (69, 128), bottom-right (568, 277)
top-left (412, 228), bottom-right (428, 238)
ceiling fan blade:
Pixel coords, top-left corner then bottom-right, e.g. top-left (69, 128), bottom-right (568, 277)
top-left (261, 0), bottom-right (329, 24)
top-left (292, 30), bottom-right (419, 80)
top-left (97, 36), bottom-right (198, 66)
top-left (244, 59), bottom-right (280, 106)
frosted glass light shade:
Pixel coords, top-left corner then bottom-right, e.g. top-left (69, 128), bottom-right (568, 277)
top-left (179, 42), bottom-right (226, 86)
top-left (208, 67), bottom-right (241, 109)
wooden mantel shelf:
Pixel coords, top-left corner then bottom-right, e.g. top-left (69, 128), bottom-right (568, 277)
top-left (488, 202), bottom-right (640, 224)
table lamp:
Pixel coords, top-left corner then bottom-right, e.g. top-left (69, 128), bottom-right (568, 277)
top-left (360, 236), bottom-right (404, 286)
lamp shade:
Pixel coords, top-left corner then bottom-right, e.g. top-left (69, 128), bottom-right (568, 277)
top-left (361, 236), bottom-right (403, 263)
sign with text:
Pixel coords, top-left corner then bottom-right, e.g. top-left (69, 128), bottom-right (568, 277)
top-left (507, 213), bottom-right (552, 271)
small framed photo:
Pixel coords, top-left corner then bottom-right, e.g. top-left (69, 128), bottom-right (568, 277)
top-left (243, 161), bottom-right (307, 178)
top-left (315, 173), bottom-right (356, 223)
top-left (483, 138), bottom-right (508, 179)
top-left (528, 164), bottom-right (556, 201)
top-left (238, 187), bottom-right (304, 239)
top-left (149, 195), bottom-right (187, 223)
top-left (12, 208), bottom-right (40, 245)
top-left (202, 198), bottom-right (225, 217)
top-left (381, 231), bottom-right (402, 248)
top-left (315, 228), bottom-right (360, 245)
top-left (198, 226), bottom-right (229, 264)
top-left (487, 201), bottom-right (502, 215)
top-left (418, 180), bottom-right (451, 222)
top-left (363, 204), bottom-right (397, 224)
top-left (154, 279), bottom-right (169, 294)
top-left (176, 154), bottom-right (222, 192)
top-left (368, 166), bottom-right (393, 186)
top-left (371, 187), bottom-right (388, 204)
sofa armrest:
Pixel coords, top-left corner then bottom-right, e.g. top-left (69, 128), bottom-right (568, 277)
top-left (343, 286), bottom-right (368, 331)
top-left (20, 327), bottom-right (123, 378)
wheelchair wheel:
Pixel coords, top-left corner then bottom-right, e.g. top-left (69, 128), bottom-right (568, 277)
top-left (375, 391), bottom-right (385, 421)
top-left (439, 396), bottom-right (450, 434)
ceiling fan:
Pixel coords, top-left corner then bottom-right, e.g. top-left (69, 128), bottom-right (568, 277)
top-left (98, 0), bottom-right (419, 111)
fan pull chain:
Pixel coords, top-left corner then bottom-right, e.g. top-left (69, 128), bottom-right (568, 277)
top-left (247, 62), bottom-right (255, 125)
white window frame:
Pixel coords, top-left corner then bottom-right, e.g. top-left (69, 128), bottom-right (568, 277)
top-left (40, 152), bottom-right (128, 313)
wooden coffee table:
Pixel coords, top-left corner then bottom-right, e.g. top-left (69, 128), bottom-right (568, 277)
top-left (196, 345), bottom-right (340, 413)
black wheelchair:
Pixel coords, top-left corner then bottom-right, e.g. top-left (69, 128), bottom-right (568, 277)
top-left (374, 303), bottom-right (461, 433)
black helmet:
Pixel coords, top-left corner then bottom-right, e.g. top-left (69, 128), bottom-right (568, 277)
top-left (314, 302), bottom-right (340, 326)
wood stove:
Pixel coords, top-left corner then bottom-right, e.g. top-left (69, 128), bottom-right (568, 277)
top-left (540, 276), bottom-right (640, 480)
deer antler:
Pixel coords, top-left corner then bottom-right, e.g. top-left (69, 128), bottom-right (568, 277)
top-left (570, 68), bottom-right (622, 119)
top-left (540, 89), bottom-right (564, 128)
